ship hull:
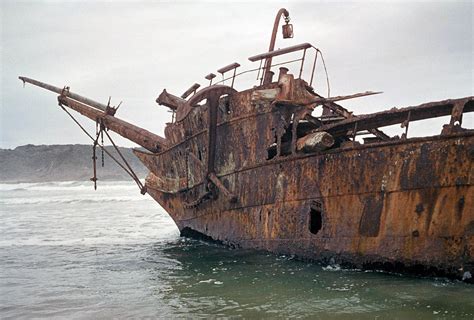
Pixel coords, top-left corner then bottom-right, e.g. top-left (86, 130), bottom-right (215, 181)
top-left (146, 132), bottom-right (474, 279)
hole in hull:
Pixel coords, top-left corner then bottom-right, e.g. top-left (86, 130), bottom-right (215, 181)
top-left (309, 206), bottom-right (322, 235)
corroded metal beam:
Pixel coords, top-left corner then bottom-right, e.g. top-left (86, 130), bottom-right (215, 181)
top-left (181, 83), bottom-right (201, 99)
top-left (322, 101), bottom-right (391, 140)
top-left (316, 97), bottom-right (474, 137)
top-left (58, 96), bottom-right (168, 153)
top-left (249, 43), bottom-right (312, 62)
top-left (303, 91), bottom-right (383, 106)
top-left (19, 76), bottom-right (109, 112)
top-left (20, 76), bottom-right (169, 153)
top-left (156, 89), bottom-right (186, 110)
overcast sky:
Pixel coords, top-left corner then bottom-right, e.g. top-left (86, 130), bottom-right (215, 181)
top-left (1, 1), bottom-right (472, 149)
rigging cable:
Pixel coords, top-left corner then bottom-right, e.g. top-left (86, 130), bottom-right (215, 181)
top-left (58, 102), bottom-right (146, 194)
top-left (314, 48), bottom-right (331, 98)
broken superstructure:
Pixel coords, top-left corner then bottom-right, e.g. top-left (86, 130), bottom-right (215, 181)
top-left (20, 8), bottom-right (474, 281)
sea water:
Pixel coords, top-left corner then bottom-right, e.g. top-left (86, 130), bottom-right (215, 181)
top-left (1, 181), bottom-right (473, 319)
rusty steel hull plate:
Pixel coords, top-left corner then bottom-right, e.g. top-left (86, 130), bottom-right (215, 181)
top-left (144, 132), bottom-right (474, 279)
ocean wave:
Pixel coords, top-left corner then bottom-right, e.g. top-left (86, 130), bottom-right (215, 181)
top-left (0, 180), bottom-right (138, 191)
top-left (0, 233), bottom-right (180, 247)
top-left (0, 195), bottom-right (148, 205)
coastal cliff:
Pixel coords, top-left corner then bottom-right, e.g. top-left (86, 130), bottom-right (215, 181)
top-left (0, 144), bottom-right (147, 182)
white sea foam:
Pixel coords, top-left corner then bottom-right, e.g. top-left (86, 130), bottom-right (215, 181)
top-left (0, 180), bottom-right (137, 191)
top-left (0, 227), bottom-right (180, 247)
top-left (322, 264), bottom-right (342, 272)
top-left (0, 195), bottom-right (146, 205)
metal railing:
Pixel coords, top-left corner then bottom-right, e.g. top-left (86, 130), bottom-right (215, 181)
top-left (208, 43), bottom-right (330, 97)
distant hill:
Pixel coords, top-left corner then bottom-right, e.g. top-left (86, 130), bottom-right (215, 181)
top-left (0, 144), bottom-right (148, 183)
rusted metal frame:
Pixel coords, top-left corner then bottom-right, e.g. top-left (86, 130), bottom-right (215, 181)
top-left (352, 122), bottom-right (358, 141)
top-left (213, 65), bottom-right (262, 86)
top-left (217, 63), bottom-right (240, 89)
top-left (173, 130), bottom-right (474, 202)
top-left (304, 114), bottom-right (323, 127)
top-left (289, 108), bottom-right (312, 155)
top-left (164, 105), bottom-right (319, 179)
top-left (354, 130), bottom-right (371, 136)
top-left (207, 91), bottom-right (219, 175)
top-left (205, 90), bottom-right (237, 201)
top-left (200, 131), bottom-right (474, 190)
top-left (58, 96), bottom-right (167, 152)
top-left (275, 111), bottom-right (291, 157)
top-left (213, 58), bottom-right (302, 87)
top-left (208, 173), bottom-right (237, 203)
top-left (185, 151), bottom-right (189, 189)
top-left (401, 111), bottom-right (411, 140)
top-left (317, 98), bottom-right (474, 137)
top-left (261, 8), bottom-right (290, 84)
top-left (205, 73), bottom-right (216, 86)
top-left (369, 129), bottom-right (390, 140)
top-left (298, 48), bottom-right (307, 79)
top-left (321, 101), bottom-right (353, 118)
top-left (322, 101), bottom-right (391, 140)
top-left (268, 59), bottom-right (303, 71)
top-left (181, 83), bottom-right (201, 99)
top-left (303, 91), bottom-right (382, 106)
top-left (441, 101), bottom-right (467, 135)
top-left (231, 68), bottom-right (237, 88)
top-left (182, 85), bottom-right (238, 203)
top-left (160, 108), bottom-right (276, 154)
top-left (217, 62), bottom-right (241, 74)
top-left (449, 101), bottom-right (465, 126)
top-left (256, 60), bottom-right (263, 81)
top-left (251, 43), bottom-right (312, 62)
top-left (318, 116), bottom-right (346, 123)
top-left (156, 131), bottom-right (473, 214)
top-left (309, 50), bottom-right (318, 87)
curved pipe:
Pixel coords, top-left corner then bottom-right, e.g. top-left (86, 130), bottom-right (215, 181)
top-left (262, 8), bottom-right (290, 85)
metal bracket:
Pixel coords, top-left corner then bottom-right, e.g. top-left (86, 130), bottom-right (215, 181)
top-left (401, 111), bottom-right (411, 140)
top-left (442, 101), bottom-right (465, 135)
top-left (449, 101), bottom-right (465, 127)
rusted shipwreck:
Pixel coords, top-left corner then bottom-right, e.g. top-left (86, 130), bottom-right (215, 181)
top-left (20, 9), bottom-right (473, 280)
